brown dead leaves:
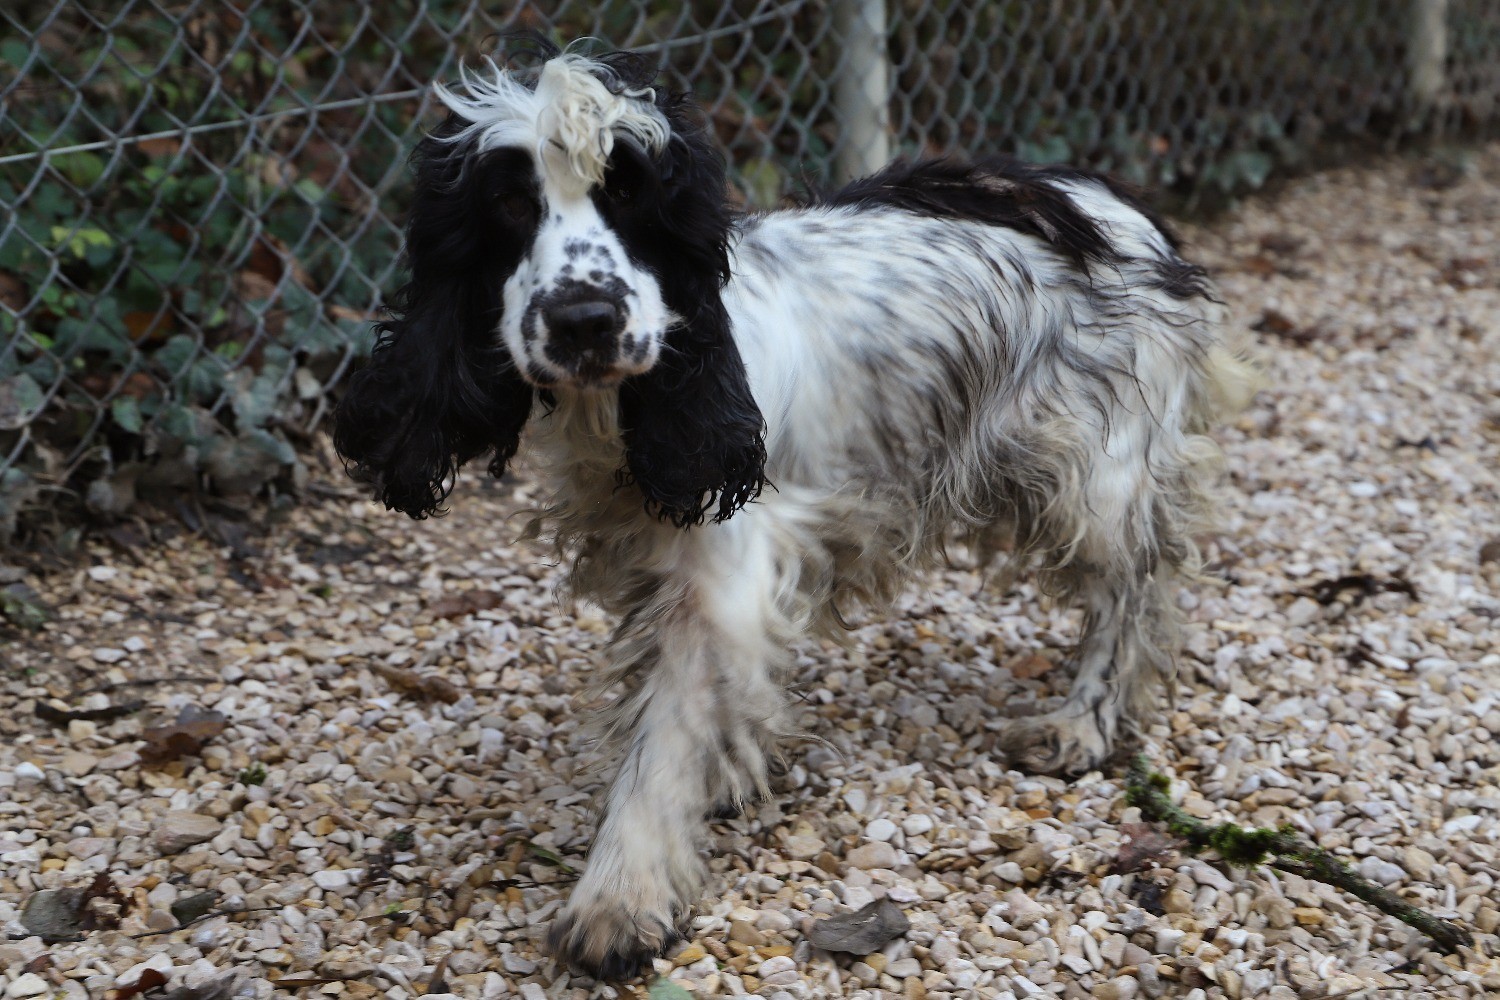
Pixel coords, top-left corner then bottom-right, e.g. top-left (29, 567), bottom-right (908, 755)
top-left (1006, 653), bottom-right (1057, 680)
top-left (1112, 822), bottom-right (1178, 874)
top-left (426, 589), bottom-right (504, 619)
top-left (139, 706), bottom-right (229, 764)
top-left (370, 663), bottom-right (462, 705)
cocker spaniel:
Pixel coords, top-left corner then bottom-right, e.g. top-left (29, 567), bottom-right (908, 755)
top-left (335, 43), bottom-right (1256, 979)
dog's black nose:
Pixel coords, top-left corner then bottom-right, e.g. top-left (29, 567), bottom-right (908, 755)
top-left (546, 300), bottom-right (621, 354)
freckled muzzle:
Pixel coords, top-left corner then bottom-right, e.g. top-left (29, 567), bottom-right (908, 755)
top-left (503, 203), bottom-right (671, 388)
top-left (522, 276), bottom-right (637, 384)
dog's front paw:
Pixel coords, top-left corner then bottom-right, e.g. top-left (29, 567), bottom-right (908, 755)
top-left (547, 893), bottom-right (682, 981)
top-left (994, 709), bottom-right (1115, 777)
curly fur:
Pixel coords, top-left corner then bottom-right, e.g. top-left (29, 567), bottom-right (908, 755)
top-left (335, 43), bottom-right (1257, 981)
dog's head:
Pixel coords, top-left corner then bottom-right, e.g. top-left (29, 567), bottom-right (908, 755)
top-left (335, 46), bottom-right (766, 526)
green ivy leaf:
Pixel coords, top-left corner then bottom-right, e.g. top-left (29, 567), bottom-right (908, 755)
top-left (0, 374), bottom-right (45, 431)
top-left (49, 225), bottom-right (114, 260)
top-left (111, 395), bottom-right (144, 434)
top-left (229, 369), bottom-right (283, 430)
top-left (52, 151), bottom-right (107, 188)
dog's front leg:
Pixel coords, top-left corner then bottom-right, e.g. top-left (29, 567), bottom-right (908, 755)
top-left (549, 538), bottom-right (788, 979)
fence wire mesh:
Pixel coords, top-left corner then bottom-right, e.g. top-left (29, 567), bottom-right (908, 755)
top-left (1, 0), bottom-right (1498, 540)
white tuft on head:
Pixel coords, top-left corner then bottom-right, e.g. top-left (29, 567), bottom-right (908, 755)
top-left (432, 54), bottom-right (671, 189)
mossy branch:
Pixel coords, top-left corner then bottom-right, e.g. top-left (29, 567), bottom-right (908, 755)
top-left (1125, 754), bottom-right (1473, 954)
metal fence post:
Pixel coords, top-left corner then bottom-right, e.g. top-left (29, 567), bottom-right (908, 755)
top-left (1407, 0), bottom-right (1449, 128)
top-left (834, 0), bottom-right (891, 182)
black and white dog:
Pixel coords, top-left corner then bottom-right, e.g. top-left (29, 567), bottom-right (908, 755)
top-left (335, 45), bottom-right (1256, 979)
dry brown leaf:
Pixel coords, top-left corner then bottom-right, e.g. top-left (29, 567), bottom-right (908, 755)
top-left (0, 269), bottom-right (26, 311)
top-left (139, 706), bottom-right (228, 764)
top-left (1007, 653), bottom-right (1055, 680)
top-left (371, 663), bottom-right (463, 705)
top-left (427, 589), bottom-right (504, 619)
top-left (1257, 232), bottom-right (1305, 256)
top-left (1481, 539), bottom-right (1500, 565)
top-left (1112, 821), bottom-right (1178, 874)
top-left (21, 872), bottom-right (131, 941)
top-left (136, 136), bottom-right (182, 158)
top-left (1251, 308), bottom-right (1317, 344)
top-left (123, 309), bottom-right (177, 343)
top-left (328, 304), bottom-right (376, 325)
top-left (108, 968), bottom-right (168, 1000)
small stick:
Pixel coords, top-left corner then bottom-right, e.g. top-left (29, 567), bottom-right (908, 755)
top-left (1124, 755), bottom-right (1473, 954)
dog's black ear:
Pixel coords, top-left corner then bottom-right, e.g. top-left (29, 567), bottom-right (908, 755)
top-left (617, 95), bottom-right (767, 527)
top-left (335, 125), bottom-right (534, 518)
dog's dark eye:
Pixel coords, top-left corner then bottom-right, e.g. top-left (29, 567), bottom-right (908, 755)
top-left (496, 192), bottom-right (538, 226)
top-left (602, 147), bottom-right (649, 207)
top-left (603, 171), bottom-right (635, 205)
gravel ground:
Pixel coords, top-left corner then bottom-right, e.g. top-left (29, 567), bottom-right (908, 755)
top-left (3, 145), bottom-right (1500, 1000)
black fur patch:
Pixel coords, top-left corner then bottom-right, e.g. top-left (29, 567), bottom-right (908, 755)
top-left (333, 128), bottom-right (541, 518)
top-left (823, 157), bottom-right (1208, 300)
top-left (591, 96), bottom-right (768, 527)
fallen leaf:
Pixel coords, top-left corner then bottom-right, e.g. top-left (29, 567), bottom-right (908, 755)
top-left (124, 309), bottom-right (176, 343)
top-left (807, 897), bottom-right (910, 954)
top-left (170, 890), bottom-right (220, 926)
top-left (1240, 254), bottom-right (1280, 278)
top-left (1257, 232), bottom-right (1305, 256)
top-left (1131, 877), bottom-right (1167, 916)
top-left (0, 269), bottom-right (26, 310)
top-left (1306, 573), bottom-right (1417, 608)
top-left (1006, 654), bottom-right (1055, 680)
top-left (20, 873), bottom-right (131, 940)
top-left (139, 705), bottom-right (229, 764)
top-left (370, 663), bottom-right (463, 705)
top-left (108, 968), bottom-right (168, 1000)
top-left (136, 137), bottom-right (182, 158)
top-left (1112, 822), bottom-right (1178, 874)
top-left (427, 589), bottom-right (504, 619)
top-left (525, 841), bottom-right (577, 874)
top-left (245, 232), bottom-right (313, 288)
top-left (1479, 539), bottom-right (1500, 565)
top-left (1251, 308), bottom-right (1317, 345)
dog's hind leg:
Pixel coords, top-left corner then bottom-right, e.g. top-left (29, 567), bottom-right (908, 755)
top-left (548, 525), bottom-right (790, 980)
top-left (993, 399), bottom-right (1224, 775)
top-left (995, 567), bottom-right (1177, 775)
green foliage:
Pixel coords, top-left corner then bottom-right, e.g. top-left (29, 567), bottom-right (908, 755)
top-left (0, 2), bottom-right (435, 538)
top-left (0, 584), bottom-right (50, 631)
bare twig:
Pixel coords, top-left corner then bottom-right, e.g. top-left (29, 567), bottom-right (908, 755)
top-left (1124, 755), bottom-right (1472, 954)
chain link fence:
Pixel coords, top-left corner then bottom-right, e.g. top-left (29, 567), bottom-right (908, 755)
top-left (2, 0), bottom-right (1498, 542)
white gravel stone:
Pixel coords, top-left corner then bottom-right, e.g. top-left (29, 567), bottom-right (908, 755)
top-left (12, 762), bottom-right (44, 784)
top-left (1358, 857), bottom-right (1406, 886)
top-left (152, 812), bottom-right (221, 854)
top-left (845, 841), bottom-right (899, 870)
top-left (6, 975), bottom-right (49, 999)
top-left (311, 869), bottom-right (360, 890)
top-left (902, 813), bottom-right (935, 836)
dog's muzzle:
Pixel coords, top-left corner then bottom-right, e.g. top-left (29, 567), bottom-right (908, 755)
top-left (547, 299), bottom-right (622, 357)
